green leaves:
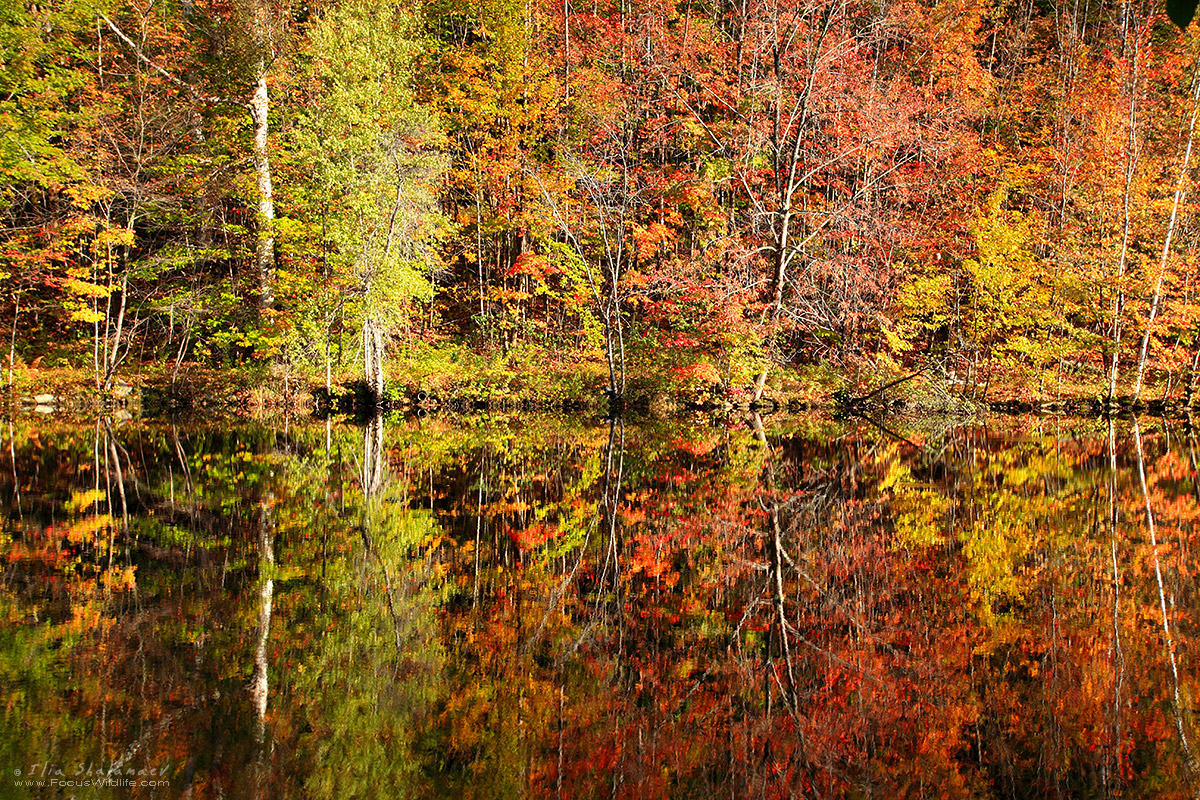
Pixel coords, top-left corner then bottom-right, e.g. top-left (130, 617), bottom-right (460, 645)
top-left (292, 0), bottom-right (448, 367)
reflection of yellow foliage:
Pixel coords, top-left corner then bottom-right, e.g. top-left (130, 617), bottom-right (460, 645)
top-left (962, 506), bottom-right (1037, 611)
top-left (64, 514), bottom-right (112, 545)
top-left (888, 436), bottom-right (1090, 629)
top-left (65, 489), bottom-right (106, 512)
top-left (101, 565), bottom-right (137, 592)
top-left (886, 463), bottom-right (949, 548)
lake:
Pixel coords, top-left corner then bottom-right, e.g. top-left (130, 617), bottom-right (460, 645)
top-left (1, 412), bottom-right (1197, 798)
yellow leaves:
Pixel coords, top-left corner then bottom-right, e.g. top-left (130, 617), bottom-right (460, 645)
top-left (879, 319), bottom-right (912, 356)
top-left (100, 564), bottom-right (136, 592)
top-left (886, 463), bottom-right (950, 548)
top-left (1001, 465), bottom-right (1039, 487)
top-left (64, 489), bottom-right (105, 512)
top-left (94, 225), bottom-right (135, 248)
top-left (62, 181), bottom-right (112, 209)
top-left (61, 276), bottom-right (110, 299)
top-left (962, 512), bottom-right (1037, 613)
top-left (67, 600), bottom-right (112, 636)
top-left (879, 461), bottom-right (912, 492)
top-left (897, 272), bottom-right (952, 327)
top-left (491, 499), bottom-right (529, 515)
top-left (64, 514), bottom-right (112, 545)
top-left (67, 306), bottom-right (105, 324)
top-left (275, 564), bottom-right (309, 582)
top-left (60, 269), bottom-right (112, 324)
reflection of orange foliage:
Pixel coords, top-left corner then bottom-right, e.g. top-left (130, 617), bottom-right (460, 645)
top-left (428, 422), bottom-right (1200, 797)
top-left (509, 522), bottom-right (559, 550)
top-left (619, 507), bottom-right (646, 525)
top-left (64, 514), bottom-right (113, 544)
top-left (629, 536), bottom-right (679, 583)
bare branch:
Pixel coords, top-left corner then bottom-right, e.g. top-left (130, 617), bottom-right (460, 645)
top-left (95, 11), bottom-right (248, 109)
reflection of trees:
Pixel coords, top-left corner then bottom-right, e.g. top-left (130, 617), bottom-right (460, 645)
top-left (596, 416), bottom-right (626, 611)
top-left (1108, 417), bottom-right (1126, 788)
top-left (360, 414), bottom-right (386, 501)
top-left (8, 417), bottom-right (1200, 798)
top-left (295, 413), bottom-right (446, 798)
top-left (1134, 420), bottom-right (1198, 785)
top-left (523, 417), bottom-right (624, 654)
top-left (252, 477), bottom-right (275, 798)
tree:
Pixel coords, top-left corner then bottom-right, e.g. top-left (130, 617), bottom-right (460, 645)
top-left (663, 0), bottom-right (985, 398)
top-left (296, 0), bottom-right (448, 397)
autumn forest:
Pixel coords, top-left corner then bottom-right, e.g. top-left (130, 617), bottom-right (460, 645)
top-left (7, 0), bottom-right (1200, 405)
top-left (12, 2), bottom-right (1200, 797)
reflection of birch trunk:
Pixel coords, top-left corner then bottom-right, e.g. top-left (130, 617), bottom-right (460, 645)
top-left (356, 416), bottom-right (409, 671)
top-left (8, 422), bottom-right (20, 521)
top-left (359, 518), bottom-right (407, 673)
top-left (106, 426), bottom-right (130, 530)
top-left (1133, 420), bottom-right (1196, 777)
top-left (1107, 417), bottom-right (1125, 783)
top-left (361, 414), bottom-right (386, 499)
top-left (98, 422), bottom-right (130, 542)
top-left (252, 488), bottom-right (275, 796)
top-left (171, 425), bottom-right (198, 534)
top-left (595, 416), bottom-right (626, 602)
top-left (752, 414), bottom-right (797, 710)
top-left (474, 450), bottom-right (485, 608)
top-left (1188, 419), bottom-right (1200, 506)
top-left (524, 418), bottom-right (625, 651)
top-left (525, 423), bottom-right (616, 652)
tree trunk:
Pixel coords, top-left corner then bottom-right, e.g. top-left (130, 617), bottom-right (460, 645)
top-left (1134, 420), bottom-right (1197, 767)
top-left (1107, 12), bottom-right (1142, 403)
top-left (363, 317), bottom-right (384, 399)
top-left (1133, 62), bottom-right (1200, 402)
top-left (9, 287), bottom-right (19, 386)
top-left (252, 489), bottom-right (274, 799)
top-left (251, 74), bottom-right (276, 311)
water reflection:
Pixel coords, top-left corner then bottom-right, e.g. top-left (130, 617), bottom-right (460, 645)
top-left (1, 413), bottom-right (1199, 797)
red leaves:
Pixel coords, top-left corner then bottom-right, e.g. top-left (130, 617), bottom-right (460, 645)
top-left (502, 251), bottom-right (556, 280)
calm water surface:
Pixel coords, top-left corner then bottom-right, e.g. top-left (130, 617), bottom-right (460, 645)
top-left (2, 412), bottom-right (1198, 798)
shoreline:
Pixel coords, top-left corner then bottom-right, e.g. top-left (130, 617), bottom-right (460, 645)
top-left (3, 367), bottom-right (1198, 422)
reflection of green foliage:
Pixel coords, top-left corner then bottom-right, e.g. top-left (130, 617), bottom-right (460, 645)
top-left (294, 496), bottom-right (447, 798)
top-left (0, 624), bottom-right (84, 793)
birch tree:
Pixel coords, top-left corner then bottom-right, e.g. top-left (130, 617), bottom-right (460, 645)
top-left (297, 0), bottom-right (447, 398)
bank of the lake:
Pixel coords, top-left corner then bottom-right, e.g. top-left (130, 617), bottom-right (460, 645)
top-left (5, 358), bottom-right (1198, 423)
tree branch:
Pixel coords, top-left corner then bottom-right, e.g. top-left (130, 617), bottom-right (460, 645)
top-left (95, 11), bottom-right (248, 109)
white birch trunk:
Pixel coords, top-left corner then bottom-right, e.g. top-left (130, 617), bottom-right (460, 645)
top-left (1133, 64), bottom-right (1200, 402)
top-left (251, 74), bottom-right (275, 310)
